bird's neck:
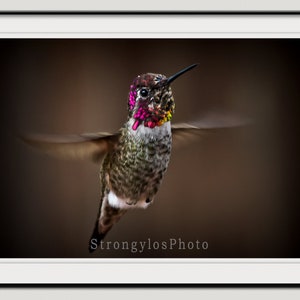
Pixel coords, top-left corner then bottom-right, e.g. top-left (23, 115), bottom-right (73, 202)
top-left (125, 118), bottom-right (171, 141)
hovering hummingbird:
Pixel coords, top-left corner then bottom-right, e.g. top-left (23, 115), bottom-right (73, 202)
top-left (21, 64), bottom-right (246, 253)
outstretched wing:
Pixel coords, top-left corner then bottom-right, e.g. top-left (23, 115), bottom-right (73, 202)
top-left (19, 131), bottom-right (120, 163)
top-left (172, 113), bottom-right (251, 147)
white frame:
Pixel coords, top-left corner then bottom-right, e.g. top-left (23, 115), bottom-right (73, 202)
top-left (0, 0), bottom-right (300, 12)
top-left (0, 259), bottom-right (300, 284)
top-left (0, 14), bottom-right (300, 284)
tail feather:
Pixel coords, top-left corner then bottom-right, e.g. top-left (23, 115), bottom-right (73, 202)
top-left (88, 220), bottom-right (107, 253)
top-left (88, 195), bottom-right (127, 253)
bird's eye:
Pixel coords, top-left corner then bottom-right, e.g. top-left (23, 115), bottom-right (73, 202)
top-left (140, 88), bottom-right (149, 98)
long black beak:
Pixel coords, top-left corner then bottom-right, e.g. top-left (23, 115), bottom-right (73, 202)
top-left (166, 63), bottom-right (198, 85)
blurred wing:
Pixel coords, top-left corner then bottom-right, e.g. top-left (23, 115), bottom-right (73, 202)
top-left (19, 131), bottom-right (120, 163)
top-left (172, 113), bottom-right (251, 147)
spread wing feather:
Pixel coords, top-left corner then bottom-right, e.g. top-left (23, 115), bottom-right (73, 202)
top-left (172, 113), bottom-right (251, 146)
top-left (19, 132), bottom-right (120, 163)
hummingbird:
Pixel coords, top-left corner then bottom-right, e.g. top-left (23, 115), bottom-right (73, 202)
top-left (21, 64), bottom-right (246, 253)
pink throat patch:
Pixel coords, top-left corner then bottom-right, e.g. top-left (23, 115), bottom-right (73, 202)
top-left (132, 120), bottom-right (140, 130)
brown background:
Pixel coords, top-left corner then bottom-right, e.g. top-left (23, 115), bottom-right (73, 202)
top-left (0, 39), bottom-right (299, 258)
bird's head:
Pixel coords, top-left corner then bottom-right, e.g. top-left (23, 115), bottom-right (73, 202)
top-left (127, 64), bottom-right (197, 131)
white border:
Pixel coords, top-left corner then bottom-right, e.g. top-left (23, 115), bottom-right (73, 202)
top-left (1, 15), bottom-right (300, 284)
top-left (1, 259), bottom-right (300, 284)
top-left (0, 0), bottom-right (300, 12)
top-left (1, 15), bottom-right (300, 37)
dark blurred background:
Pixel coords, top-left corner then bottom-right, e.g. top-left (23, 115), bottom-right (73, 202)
top-left (0, 39), bottom-right (299, 258)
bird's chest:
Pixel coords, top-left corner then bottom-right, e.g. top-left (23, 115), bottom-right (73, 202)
top-left (107, 121), bottom-right (172, 201)
top-left (121, 132), bottom-right (172, 175)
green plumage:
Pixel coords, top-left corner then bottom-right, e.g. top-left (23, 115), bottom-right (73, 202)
top-left (104, 122), bottom-right (172, 205)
